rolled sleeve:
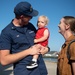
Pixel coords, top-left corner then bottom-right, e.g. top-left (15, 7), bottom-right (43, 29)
top-left (0, 30), bottom-right (11, 50)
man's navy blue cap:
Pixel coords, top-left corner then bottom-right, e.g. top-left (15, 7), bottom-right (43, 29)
top-left (14, 2), bottom-right (38, 17)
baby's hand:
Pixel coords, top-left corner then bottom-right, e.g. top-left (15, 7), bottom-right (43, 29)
top-left (34, 39), bottom-right (38, 43)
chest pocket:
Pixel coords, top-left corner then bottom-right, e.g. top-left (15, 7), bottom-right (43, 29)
top-left (11, 33), bottom-right (30, 52)
top-left (58, 47), bottom-right (67, 61)
top-left (25, 30), bottom-right (35, 46)
top-left (11, 30), bottom-right (35, 52)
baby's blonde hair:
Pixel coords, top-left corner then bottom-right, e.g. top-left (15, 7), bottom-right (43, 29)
top-left (38, 15), bottom-right (49, 25)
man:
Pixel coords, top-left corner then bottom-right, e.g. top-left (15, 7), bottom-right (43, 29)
top-left (0, 1), bottom-right (49, 75)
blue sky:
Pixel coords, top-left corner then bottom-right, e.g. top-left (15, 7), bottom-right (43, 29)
top-left (0, 0), bottom-right (75, 51)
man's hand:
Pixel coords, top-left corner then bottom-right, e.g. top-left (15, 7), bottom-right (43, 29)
top-left (29, 44), bottom-right (41, 55)
top-left (40, 46), bottom-right (49, 55)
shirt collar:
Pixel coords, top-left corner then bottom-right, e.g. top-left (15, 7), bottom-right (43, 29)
top-left (11, 21), bottom-right (27, 33)
top-left (62, 35), bottom-right (75, 49)
top-left (66, 34), bottom-right (75, 42)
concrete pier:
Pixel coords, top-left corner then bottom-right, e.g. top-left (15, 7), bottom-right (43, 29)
top-left (0, 60), bottom-right (57, 75)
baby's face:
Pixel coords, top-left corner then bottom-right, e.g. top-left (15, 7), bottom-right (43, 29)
top-left (37, 17), bottom-right (46, 28)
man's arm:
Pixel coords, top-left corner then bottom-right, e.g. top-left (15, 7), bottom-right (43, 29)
top-left (40, 46), bottom-right (50, 55)
top-left (1, 44), bottom-right (41, 66)
top-left (0, 51), bottom-right (1, 63)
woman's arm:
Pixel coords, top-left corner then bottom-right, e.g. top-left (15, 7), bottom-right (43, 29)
top-left (72, 61), bottom-right (75, 75)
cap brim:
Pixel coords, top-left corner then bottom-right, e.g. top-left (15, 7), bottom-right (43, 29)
top-left (26, 9), bottom-right (38, 17)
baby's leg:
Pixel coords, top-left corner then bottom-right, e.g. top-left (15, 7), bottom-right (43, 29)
top-left (32, 54), bottom-right (39, 62)
top-left (26, 55), bottom-right (39, 69)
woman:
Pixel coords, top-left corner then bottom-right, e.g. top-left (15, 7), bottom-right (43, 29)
top-left (57, 16), bottom-right (75, 75)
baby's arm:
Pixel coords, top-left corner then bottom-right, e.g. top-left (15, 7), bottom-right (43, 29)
top-left (34, 29), bottom-right (49, 43)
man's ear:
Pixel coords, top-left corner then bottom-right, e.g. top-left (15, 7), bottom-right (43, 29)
top-left (20, 15), bottom-right (24, 19)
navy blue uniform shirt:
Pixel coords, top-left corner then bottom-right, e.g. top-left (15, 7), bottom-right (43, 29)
top-left (0, 21), bottom-right (48, 75)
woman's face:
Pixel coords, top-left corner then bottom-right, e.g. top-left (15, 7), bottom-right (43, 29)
top-left (58, 18), bottom-right (66, 35)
